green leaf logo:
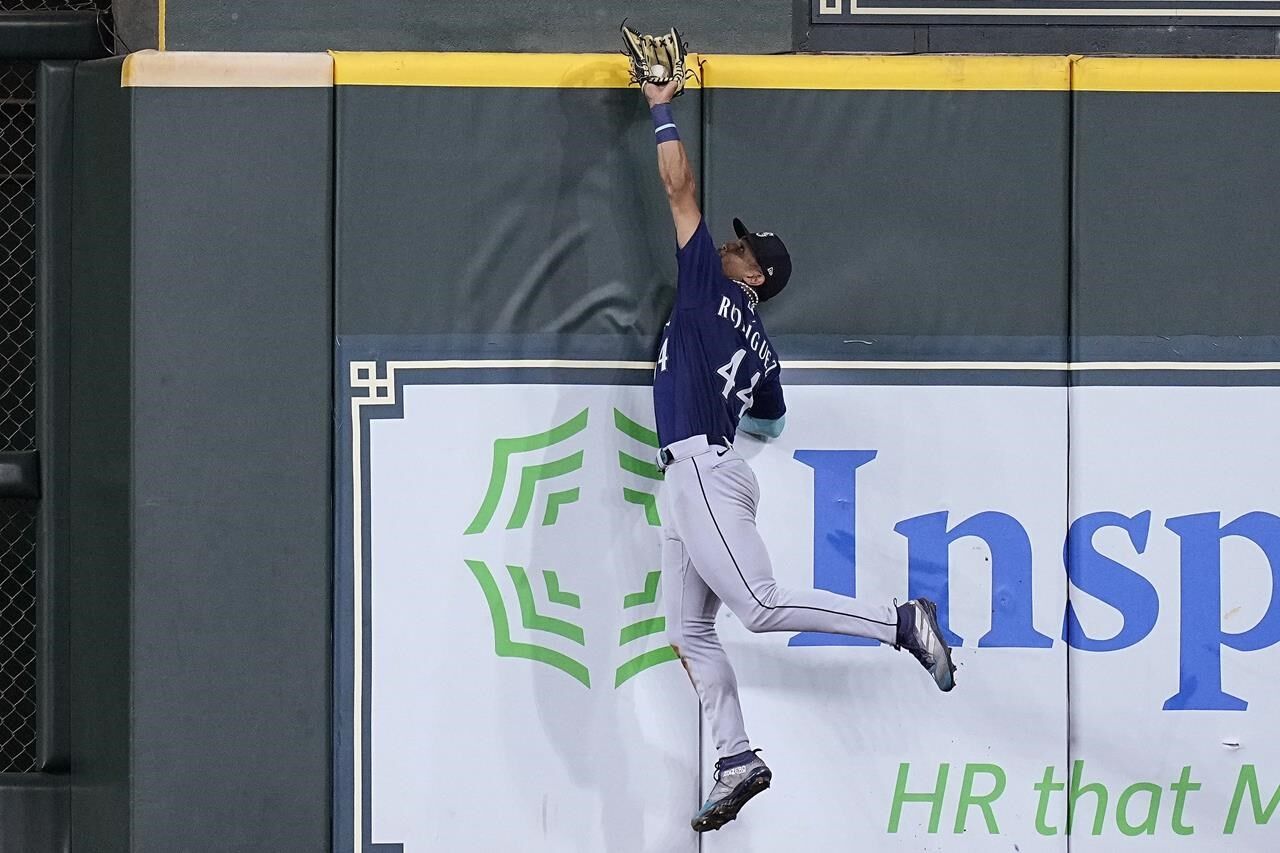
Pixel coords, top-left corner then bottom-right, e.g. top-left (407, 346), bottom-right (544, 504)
top-left (615, 570), bottom-right (678, 687)
top-left (465, 409), bottom-right (589, 534)
top-left (465, 559), bottom-right (590, 688)
top-left (614, 408), bottom-right (662, 527)
top-left (462, 406), bottom-right (677, 689)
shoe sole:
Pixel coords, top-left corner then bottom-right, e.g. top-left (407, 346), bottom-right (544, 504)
top-left (918, 599), bottom-right (957, 692)
top-left (691, 768), bottom-right (772, 833)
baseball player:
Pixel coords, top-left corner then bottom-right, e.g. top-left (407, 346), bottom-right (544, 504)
top-left (640, 79), bottom-right (957, 833)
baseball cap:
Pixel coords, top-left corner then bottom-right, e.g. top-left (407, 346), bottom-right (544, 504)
top-left (733, 218), bottom-right (792, 302)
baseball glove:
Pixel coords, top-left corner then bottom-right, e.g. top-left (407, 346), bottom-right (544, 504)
top-left (620, 23), bottom-right (690, 96)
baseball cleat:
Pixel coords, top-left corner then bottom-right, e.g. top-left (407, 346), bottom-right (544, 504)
top-left (895, 598), bottom-right (957, 692)
top-left (692, 750), bottom-right (772, 833)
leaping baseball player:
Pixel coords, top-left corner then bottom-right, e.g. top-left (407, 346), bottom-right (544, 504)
top-left (637, 75), bottom-right (957, 833)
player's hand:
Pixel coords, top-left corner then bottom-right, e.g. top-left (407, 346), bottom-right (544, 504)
top-left (643, 79), bottom-right (680, 107)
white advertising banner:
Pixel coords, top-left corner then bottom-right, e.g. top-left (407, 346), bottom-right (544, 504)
top-left (1066, 387), bottom-right (1280, 852)
top-left (357, 381), bottom-right (700, 852)
top-left (340, 370), bottom-right (1280, 852)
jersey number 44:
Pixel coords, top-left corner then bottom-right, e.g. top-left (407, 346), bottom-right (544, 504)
top-left (658, 338), bottom-right (760, 419)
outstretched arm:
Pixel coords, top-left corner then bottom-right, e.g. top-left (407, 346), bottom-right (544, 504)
top-left (643, 81), bottom-right (700, 249)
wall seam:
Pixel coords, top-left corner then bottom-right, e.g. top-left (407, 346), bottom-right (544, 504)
top-left (329, 71), bottom-right (353, 853)
top-left (126, 65), bottom-right (137, 851)
top-left (1065, 52), bottom-right (1078, 853)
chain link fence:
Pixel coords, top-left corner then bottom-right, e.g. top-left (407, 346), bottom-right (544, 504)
top-left (0, 60), bottom-right (37, 773)
top-left (0, 1), bottom-right (99, 11)
top-left (0, 0), bottom-right (114, 776)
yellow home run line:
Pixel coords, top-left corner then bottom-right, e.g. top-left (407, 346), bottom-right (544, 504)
top-left (331, 51), bottom-right (701, 89)
top-left (117, 51), bottom-right (1280, 94)
top-left (701, 54), bottom-right (1069, 91)
top-left (1074, 57), bottom-right (1280, 93)
top-left (331, 52), bottom-right (1280, 93)
top-left (121, 50), bottom-right (334, 88)
top-left (331, 52), bottom-right (1067, 91)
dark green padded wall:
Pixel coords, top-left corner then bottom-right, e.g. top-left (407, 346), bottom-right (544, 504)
top-left (68, 58), bottom-right (334, 852)
top-left (1074, 90), bottom-right (1280, 360)
top-left (126, 84), bottom-right (334, 851)
top-left (703, 89), bottom-right (1070, 361)
top-left (337, 68), bottom-right (1070, 365)
top-left (69, 55), bottom-right (132, 853)
top-left (336, 83), bottom-right (703, 359)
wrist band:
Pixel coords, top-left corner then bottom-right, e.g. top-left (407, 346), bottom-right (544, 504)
top-left (651, 103), bottom-right (680, 144)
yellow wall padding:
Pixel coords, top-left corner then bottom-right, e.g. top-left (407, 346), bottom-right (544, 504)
top-left (700, 54), bottom-right (1071, 91)
top-left (331, 51), bottom-right (701, 89)
top-left (1074, 56), bottom-right (1280, 93)
top-left (121, 50), bottom-right (1280, 93)
top-left (122, 50), bottom-right (334, 88)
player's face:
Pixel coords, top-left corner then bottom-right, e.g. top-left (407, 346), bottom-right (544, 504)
top-left (718, 239), bottom-right (763, 284)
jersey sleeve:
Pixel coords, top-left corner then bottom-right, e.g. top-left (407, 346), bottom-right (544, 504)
top-left (748, 366), bottom-right (786, 422)
top-left (674, 218), bottom-right (721, 309)
top-left (739, 412), bottom-right (786, 439)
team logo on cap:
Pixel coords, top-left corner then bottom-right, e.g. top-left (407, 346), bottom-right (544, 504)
top-left (756, 231), bottom-right (774, 238)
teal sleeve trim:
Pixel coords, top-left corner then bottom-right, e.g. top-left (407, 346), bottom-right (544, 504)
top-left (739, 413), bottom-right (786, 439)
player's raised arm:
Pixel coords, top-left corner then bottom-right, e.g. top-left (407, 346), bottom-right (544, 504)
top-left (643, 80), bottom-right (701, 249)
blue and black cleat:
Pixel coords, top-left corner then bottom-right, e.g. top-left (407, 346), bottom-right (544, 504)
top-left (692, 750), bottom-right (772, 833)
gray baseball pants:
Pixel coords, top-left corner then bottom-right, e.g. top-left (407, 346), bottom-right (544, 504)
top-left (658, 435), bottom-right (899, 758)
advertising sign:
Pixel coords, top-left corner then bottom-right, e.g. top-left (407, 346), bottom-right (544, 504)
top-left (337, 357), bottom-right (1280, 851)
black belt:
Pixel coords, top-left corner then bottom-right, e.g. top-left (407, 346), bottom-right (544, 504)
top-left (659, 434), bottom-right (730, 466)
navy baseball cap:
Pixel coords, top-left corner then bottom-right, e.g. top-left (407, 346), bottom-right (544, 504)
top-left (733, 218), bottom-right (792, 302)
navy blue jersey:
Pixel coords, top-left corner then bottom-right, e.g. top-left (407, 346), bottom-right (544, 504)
top-left (653, 219), bottom-right (785, 447)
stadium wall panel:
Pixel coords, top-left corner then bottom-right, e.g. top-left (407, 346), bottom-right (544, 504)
top-left (67, 51), bottom-right (335, 853)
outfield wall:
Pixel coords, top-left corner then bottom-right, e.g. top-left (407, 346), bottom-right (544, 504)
top-left (66, 54), bottom-right (334, 853)
top-left (60, 51), bottom-right (1280, 852)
